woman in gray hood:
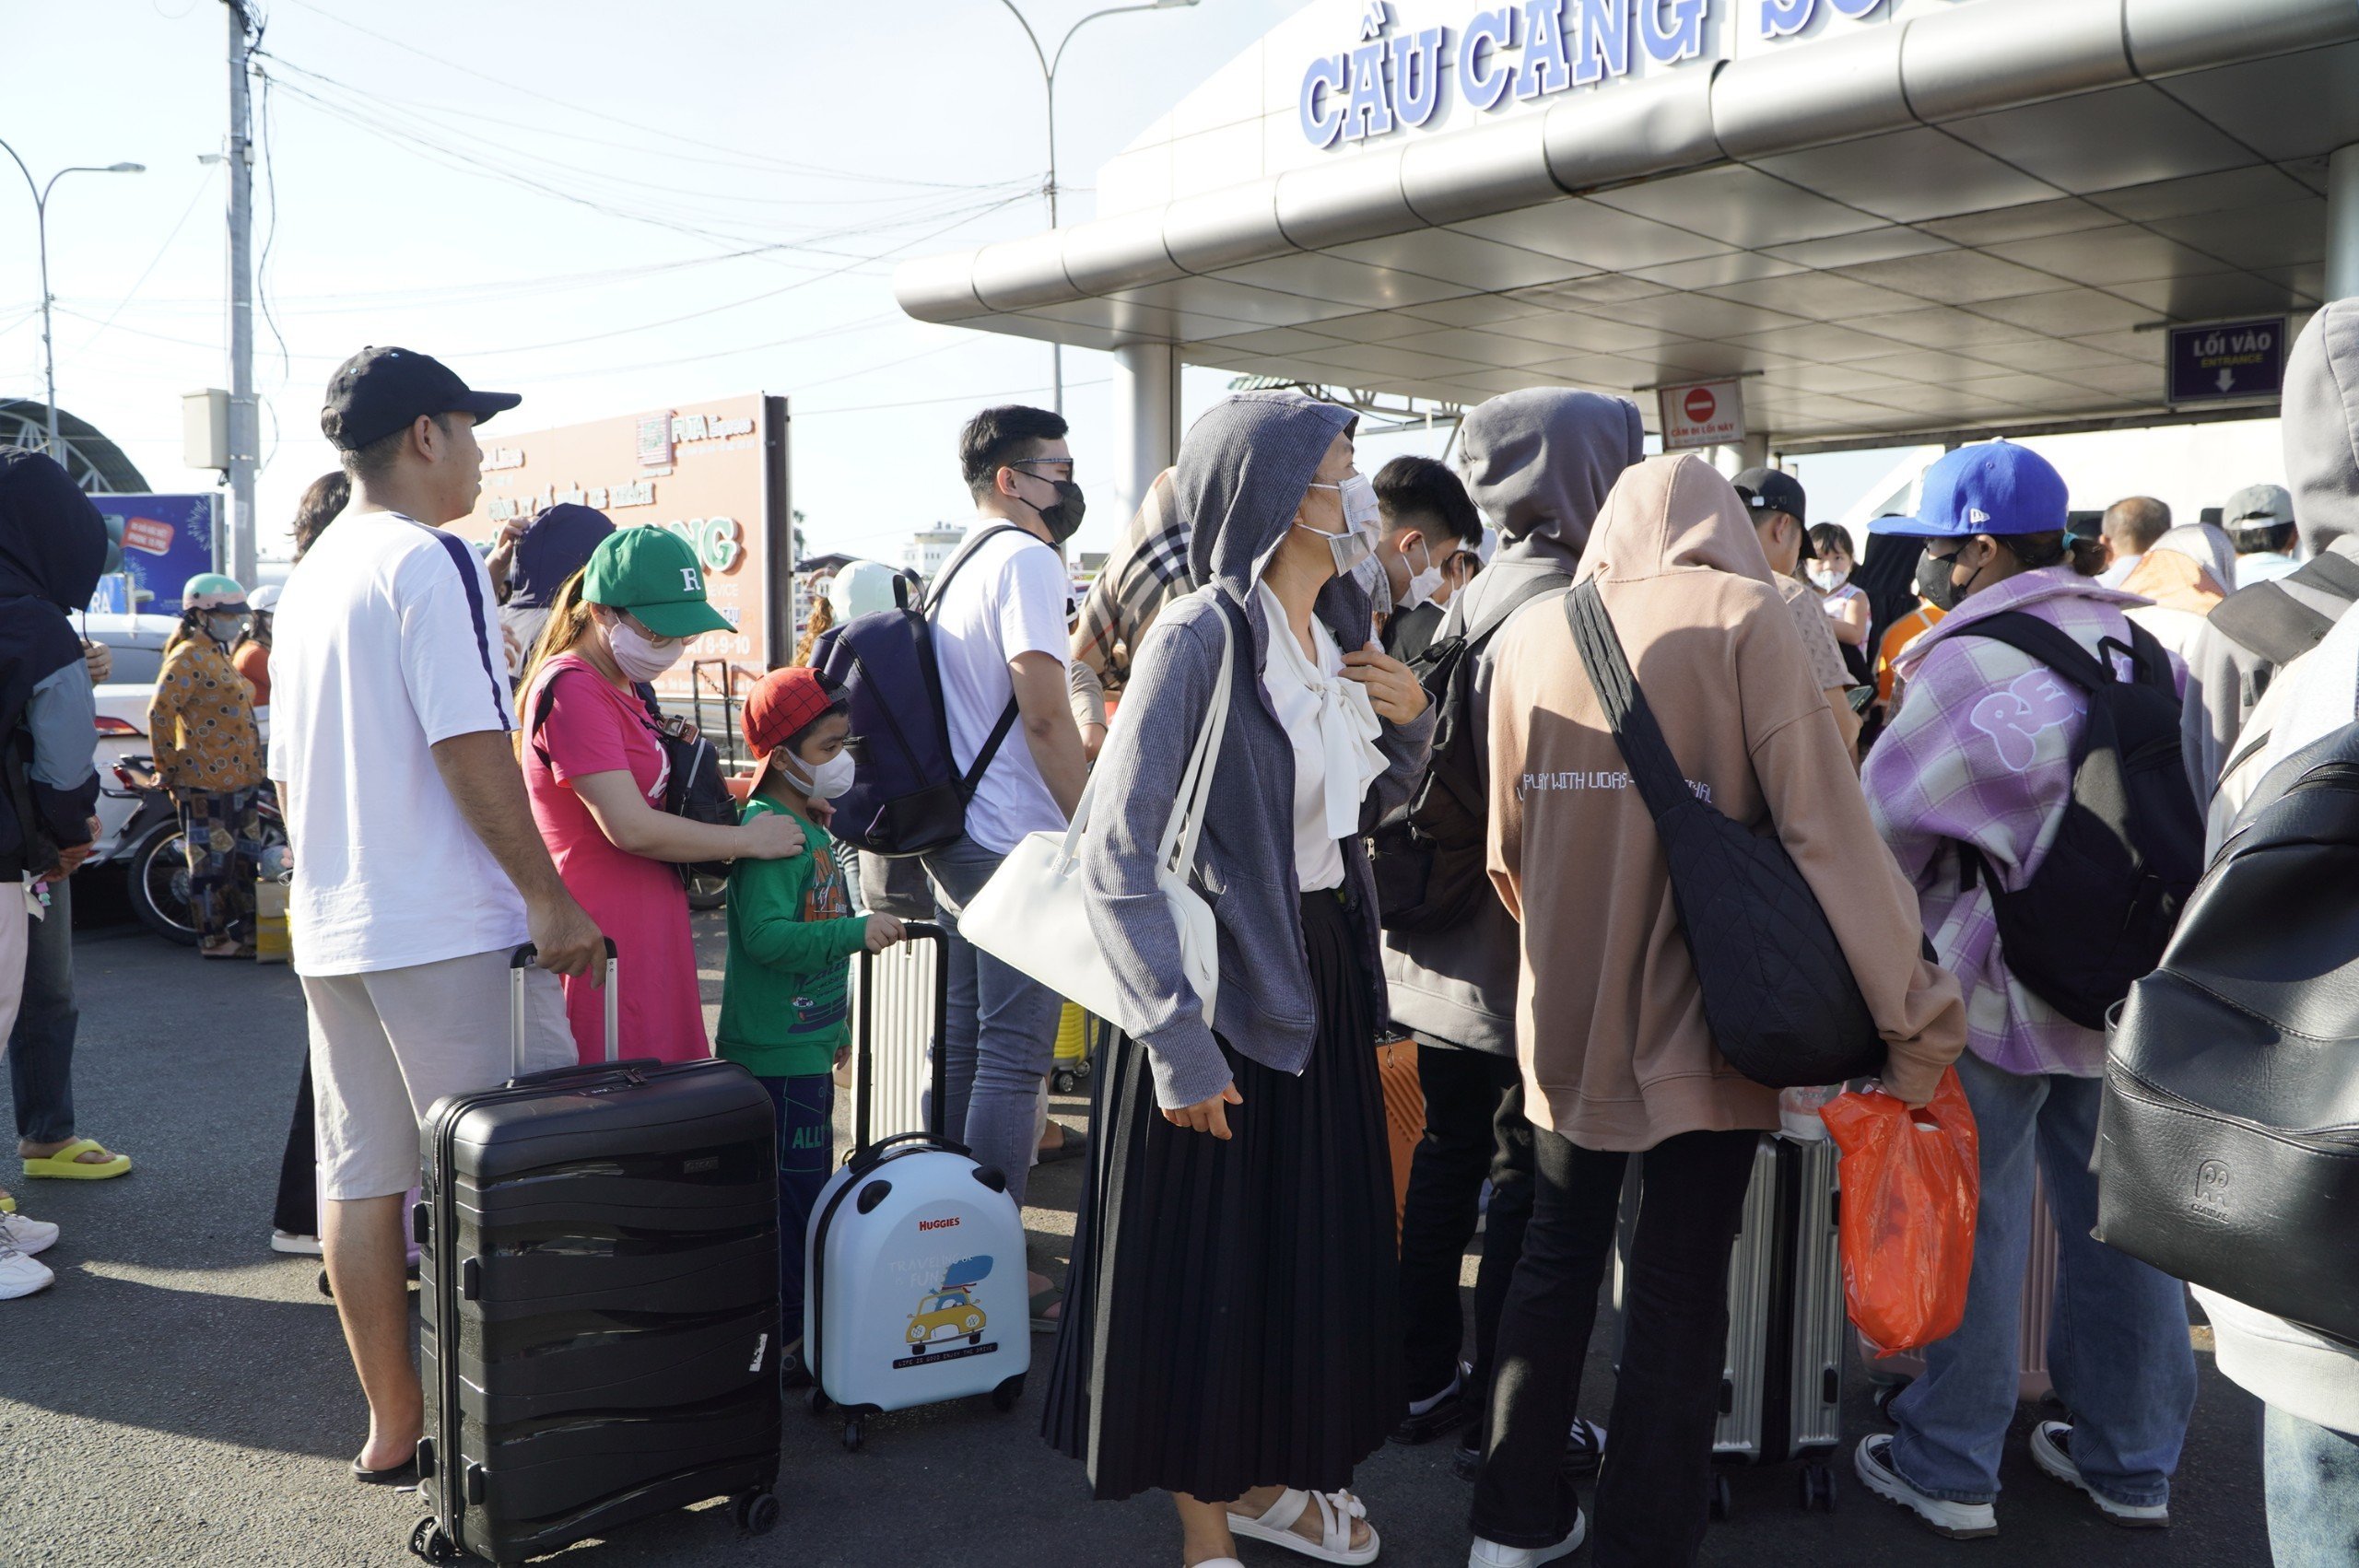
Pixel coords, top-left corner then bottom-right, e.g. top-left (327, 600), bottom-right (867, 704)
top-left (1042, 391), bottom-right (1437, 1566)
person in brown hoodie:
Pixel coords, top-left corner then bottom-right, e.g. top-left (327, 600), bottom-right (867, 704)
top-left (1468, 453), bottom-right (1965, 1568)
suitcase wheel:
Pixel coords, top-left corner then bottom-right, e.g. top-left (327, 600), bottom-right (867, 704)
top-left (733, 1489), bottom-right (780, 1537)
top-left (408, 1517), bottom-right (460, 1565)
top-left (841, 1417), bottom-right (864, 1453)
top-left (1708, 1472), bottom-right (1734, 1522)
top-left (1872, 1381), bottom-right (1907, 1422)
top-left (807, 1386), bottom-right (833, 1417)
top-left (991, 1374), bottom-right (1026, 1412)
top-left (1050, 1068), bottom-right (1078, 1095)
top-left (1799, 1462), bottom-right (1838, 1513)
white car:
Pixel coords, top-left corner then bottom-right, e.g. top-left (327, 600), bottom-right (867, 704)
top-left (76, 613), bottom-right (177, 864)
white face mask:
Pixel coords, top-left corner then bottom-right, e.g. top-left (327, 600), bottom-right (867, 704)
top-left (607, 616), bottom-right (684, 683)
top-left (1299, 473), bottom-right (1379, 579)
top-left (1808, 563), bottom-right (1851, 593)
top-left (788, 749), bottom-right (856, 800)
top-left (1401, 541), bottom-right (1445, 611)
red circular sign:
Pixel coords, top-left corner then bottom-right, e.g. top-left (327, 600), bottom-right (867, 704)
top-left (1684, 386), bottom-right (1718, 424)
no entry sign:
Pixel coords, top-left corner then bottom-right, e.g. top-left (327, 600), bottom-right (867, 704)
top-left (1659, 378), bottom-right (1745, 451)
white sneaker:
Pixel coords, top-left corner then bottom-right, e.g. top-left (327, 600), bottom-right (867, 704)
top-left (1469, 1510), bottom-right (1586, 1566)
top-left (2029, 1421), bottom-right (2170, 1527)
top-left (0, 1213), bottom-right (58, 1256)
top-left (0, 1236), bottom-right (54, 1299)
top-left (270, 1229), bottom-right (323, 1257)
top-left (1855, 1434), bottom-right (1998, 1539)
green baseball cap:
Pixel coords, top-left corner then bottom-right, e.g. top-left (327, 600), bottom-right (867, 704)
top-left (580, 527), bottom-right (734, 638)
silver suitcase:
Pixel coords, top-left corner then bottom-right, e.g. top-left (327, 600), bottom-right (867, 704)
top-left (1615, 1132), bottom-right (1846, 1516)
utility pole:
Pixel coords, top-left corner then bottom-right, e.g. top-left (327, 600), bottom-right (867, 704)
top-left (225, 0), bottom-right (257, 583)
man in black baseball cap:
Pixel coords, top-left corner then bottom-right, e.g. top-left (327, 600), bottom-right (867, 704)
top-left (322, 345), bottom-right (519, 462)
top-left (1733, 464), bottom-right (1862, 756)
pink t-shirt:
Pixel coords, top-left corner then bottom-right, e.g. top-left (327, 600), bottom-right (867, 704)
top-left (522, 654), bottom-right (709, 1065)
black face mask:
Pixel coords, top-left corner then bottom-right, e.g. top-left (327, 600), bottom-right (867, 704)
top-left (1028, 478), bottom-right (1086, 544)
top-left (1917, 546), bottom-right (1988, 612)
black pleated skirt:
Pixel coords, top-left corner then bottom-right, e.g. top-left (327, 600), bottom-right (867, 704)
top-left (1042, 889), bottom-right (1401, 1503)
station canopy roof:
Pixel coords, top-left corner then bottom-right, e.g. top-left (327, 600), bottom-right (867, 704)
top-left (897, 0), bottom-right (2359, 449)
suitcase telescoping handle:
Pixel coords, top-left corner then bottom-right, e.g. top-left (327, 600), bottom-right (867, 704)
top-left (508, 939), bottom-right (619, 1076)
top-left (852, 920), bottom-right (948, 1152)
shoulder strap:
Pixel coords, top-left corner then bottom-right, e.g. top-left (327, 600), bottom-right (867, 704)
top-left (2294, 549), bottom-right (2359, 601)
top-left (922, 523), bottom-right (1028, 618)
top-left (1564, 580), bottom-right (1697, 823)
top-left (1942, 611), bottom-right (2111, 693)
top-left (2212, 579), bottom-right (2340, 665)
top-left (1462, 572), bottom-right (1566, 651)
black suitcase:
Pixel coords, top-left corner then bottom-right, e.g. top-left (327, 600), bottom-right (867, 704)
top-left (408, 942), bottom-right (782, 1566)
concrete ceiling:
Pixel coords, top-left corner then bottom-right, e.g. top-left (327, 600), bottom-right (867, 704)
top-left (897, 0), bottom-right (2359, 446)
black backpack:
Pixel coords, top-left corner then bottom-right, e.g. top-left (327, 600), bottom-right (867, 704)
top-left (2095, 720), bottom-right (2359, 1346)
top-left (1370, 576), bottom-right (1562, 934)
top-left (1946, 613), bottom-right (2203, 1030)
top-left (1567, 580), bottom-right (1884, 1090)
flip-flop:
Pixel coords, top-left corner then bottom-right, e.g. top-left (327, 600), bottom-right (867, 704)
top-left (0, 1193), bottom-right (15, 1214)
top-left (1037, 1127), bottom-right (1089, 1164)
top-left (1030, 1286), bottom-right (1063, 1334)
top-left (22, 1139), bottom-right (131, 1180)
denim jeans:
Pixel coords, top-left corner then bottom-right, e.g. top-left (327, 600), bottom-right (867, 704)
top-left (1887, 1048), bottom-right (2196, 1508)
top-left (758, 1072), bottom-right (836, 1334)
top-left (2266, 1405), bottom-right (2359, 1566)
top-left (1398, 1045), bottom-right (1532, 1410)
top-left (1473, 1126), bottom-right (1760, 1562)
top-left (921, 834), bottom-right (1062, 1208)
top-left (8, 876), bottom-right (77, 1146)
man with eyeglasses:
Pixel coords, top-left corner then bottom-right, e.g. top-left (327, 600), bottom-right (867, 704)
top-left (924, 404), bottom-right (1092, 1327)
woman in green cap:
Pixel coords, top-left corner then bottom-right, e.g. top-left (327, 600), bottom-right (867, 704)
top-left (148, 574), bottom-right (267, 959)
top-left (517, 526), bottom-right (807, 1063)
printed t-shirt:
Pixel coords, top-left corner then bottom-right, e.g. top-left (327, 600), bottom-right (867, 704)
top-left (718, 796), bottom-right (867, 1079)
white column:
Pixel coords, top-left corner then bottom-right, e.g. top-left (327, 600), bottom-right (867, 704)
top-left (2330, 144), bottom-right (2359, 302)
top-left (1109, 342), bottom-right (1180, 533)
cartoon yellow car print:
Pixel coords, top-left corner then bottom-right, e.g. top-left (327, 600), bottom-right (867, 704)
top-left (905, 1289), bottom-right (987, 1350)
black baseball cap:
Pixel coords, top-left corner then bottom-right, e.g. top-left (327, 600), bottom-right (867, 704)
top-left (320, 345), bottom-right (521, 452)
top-left (1731, 466), bottom-right (1813, 557)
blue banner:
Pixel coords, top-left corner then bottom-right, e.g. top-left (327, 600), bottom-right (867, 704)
top-left (87, 493), bottom-right (218, 614)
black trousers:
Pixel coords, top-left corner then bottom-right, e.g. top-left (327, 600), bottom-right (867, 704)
top-left (1473, 1126), bottom-right (1760, 1565)
top-left (1397, 1045), bottom-right (1532, 1409)
top-left (269, 1058), bottom-right (316, 1237)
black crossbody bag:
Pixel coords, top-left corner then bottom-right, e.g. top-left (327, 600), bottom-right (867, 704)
top-left (1567, 580), bottom-right (1884, 1089)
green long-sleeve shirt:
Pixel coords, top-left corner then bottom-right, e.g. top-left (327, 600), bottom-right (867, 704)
top-left (717, 796), bottom-right (866, 1078)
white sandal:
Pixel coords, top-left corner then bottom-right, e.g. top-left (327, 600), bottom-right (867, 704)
top-left (1227, 1489), bottom-right (1380, 1565)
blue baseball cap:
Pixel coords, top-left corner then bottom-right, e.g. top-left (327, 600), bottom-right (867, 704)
top-left (1872, 441), bottom-right (2069, 539)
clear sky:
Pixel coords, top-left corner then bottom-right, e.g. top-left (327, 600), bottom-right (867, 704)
top-left (5, 1), bottom-right (2284, 573)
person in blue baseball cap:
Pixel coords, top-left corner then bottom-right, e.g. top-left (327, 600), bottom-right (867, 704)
top-left (1852, 439), bottom-right (2201, 1539)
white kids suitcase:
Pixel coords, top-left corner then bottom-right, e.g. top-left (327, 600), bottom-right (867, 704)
top-left (804, 921), bottom-right (1030, 1450)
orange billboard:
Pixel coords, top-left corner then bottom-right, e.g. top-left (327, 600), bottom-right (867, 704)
top-left (452, 392), bottom-right (792, 703)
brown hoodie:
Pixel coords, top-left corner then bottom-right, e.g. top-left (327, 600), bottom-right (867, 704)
top-left (1487, 454), bottom-right (1965, 1150)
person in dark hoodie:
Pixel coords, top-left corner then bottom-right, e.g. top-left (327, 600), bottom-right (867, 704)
top-left (0, 449), bottom-right (116, 1263)
top-left (1044, 391), bottom-right (1436, 1568)
top-left (2181, 300), bottom-right (2359, 801)
top-left (1381, 389), bottom-right (1645, 1479)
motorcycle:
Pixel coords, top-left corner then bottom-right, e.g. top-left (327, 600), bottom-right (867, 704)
top-left (105, 757), bottom-right (289, 947)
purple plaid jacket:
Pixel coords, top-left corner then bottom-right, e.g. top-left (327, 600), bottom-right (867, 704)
top-left (1861, 567), bottom-right (2183, 1077)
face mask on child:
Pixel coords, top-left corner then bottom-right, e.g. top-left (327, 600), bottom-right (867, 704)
top-left (1808, 563), bottom-right (1850, 593)
top-left (788, 749), bottom-right (857, 801)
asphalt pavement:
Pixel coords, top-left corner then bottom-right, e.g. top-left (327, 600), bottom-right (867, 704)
top-left (0, 897), bottom-right (2274, 1567)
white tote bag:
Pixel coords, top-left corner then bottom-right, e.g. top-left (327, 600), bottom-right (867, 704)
top-left (962, 599), bottom-right (1231, 1033)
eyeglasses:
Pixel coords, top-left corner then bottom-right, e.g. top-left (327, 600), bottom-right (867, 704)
top-left (618, 610), bottom-right (683, 649)
top-left (1006, 457), bottom-right (1075, 481)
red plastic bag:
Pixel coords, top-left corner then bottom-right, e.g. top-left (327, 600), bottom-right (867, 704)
top-left (1819, 1068), bottom-right (1980, 1356)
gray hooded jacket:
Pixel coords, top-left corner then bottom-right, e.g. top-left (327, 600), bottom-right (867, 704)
top-left (1380, 390), bottom-right (1645, 1056)
top-left (1081, 392), bottom-right (1437, 1109)
top-left (2181, 299), bottom-right (2359, 796)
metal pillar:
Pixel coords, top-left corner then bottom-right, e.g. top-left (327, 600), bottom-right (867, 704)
top-left (2330, 145), bottom-right (2359, 302)
top-left (225, 1), bottom-right (258, 583)
top-left (1109, 343), bottom-right (1179, 534)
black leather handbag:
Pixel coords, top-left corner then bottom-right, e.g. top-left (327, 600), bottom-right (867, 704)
top-left (1567, 582), bottom-right (1884, 1090)
top-left (2095, 720), bottom-right (2359, 1345)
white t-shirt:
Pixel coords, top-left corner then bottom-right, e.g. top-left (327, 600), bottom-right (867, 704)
top-left (267, 509), bottom-right (530, 976)
top-left (930, 521), bottom-right (1072, 855)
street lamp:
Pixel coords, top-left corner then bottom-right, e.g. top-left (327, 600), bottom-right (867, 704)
top-left (0, 138), bottom-right (145, 460)
top-left (995, 0), bottom-right (1200, 414)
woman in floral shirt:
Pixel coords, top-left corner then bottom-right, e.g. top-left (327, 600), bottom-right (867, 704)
top-left (147, 575), bottom-right (266, 958)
